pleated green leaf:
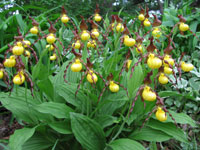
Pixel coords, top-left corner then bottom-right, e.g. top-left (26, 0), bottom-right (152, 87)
top-left (70, 112), bottom-right (106, 150)
top-left (129, 126), bottom-right (172, 142)
top-left (108, 138), bottom-right (145, 150)
top-left (147, 119), bottom-right (188, 143)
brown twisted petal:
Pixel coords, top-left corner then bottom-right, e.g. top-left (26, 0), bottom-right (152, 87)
top-left (107, 73), bottom-right (113, 81)
top-left (80, 16), bottom-right (88, 30)
top-left (111, 15), bottom-right (117, 23)
top-left (61, 6), bottom-right (67, 14)
top-left (178, 15), bottom-right (186, 23)
top-left (48, 20), bottom-right (56, 33)
top-left (139, 5), bottom-right (145, 14)
top-left (116, 15), bottom-right (123, 23)
top-left (90, 20), bottom-right (98, 29)
top-left (123, 23), bottom-right (130, 35)
top-left (143, 71), bottom-right (153, 85)
top-left (72, 49), bottom-right (82, 58)
top-left (164, 36), bottom-right (173, 54)
top-left (152, 14), bottom-right (162, 27)
top-left (86, 58), bottom-right (93, 69)
top-left (147, 37), bottom-right (156, 52)
top-left (145, 7), bottom-right (149, 18)
top-left (135, 32), bottom-right (143, 43)
top-left (94, 4), bottom-right (100, 14)
top-left (29, 16), bottom-right (39, 26)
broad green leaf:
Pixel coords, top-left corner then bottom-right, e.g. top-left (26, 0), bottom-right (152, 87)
top-left (70, 112), bottom-right (106, 150)
top-left (9, 127), bottom-right (36, 150)
top-left (34, 102), bottom-right (74, 119)
top-left (108, 138), bottom-right (145, 150)
top-left (129, 126), bottom-right (172, 142)
top-left (22, 133), bottom-right (53, 150)
top-left (147, 119), bottom-right (188, 143)
top-left (32, 49), bottom-right (49, 80)
top-left (52, 61), bottom-right (80, 85)
top-left (94, 115), bottom-right (118, 128)
top-left (166, 110), bottom-right (196, 127)
top-left (190, 21), bottom-right (198, 33)
top-left (158, 91), bottom-right (182, 97)
top-left (49, 120), bottom-right (72, 134)
top-left (127, 58), bottom-right (144, 98)
top-left (57, 83), bottom-right (88, 112)
top-left (98, 91), bottom-right (129, 115)
top-left (37, 78), bottom-right (55, 101)
top-left (0, 88), bottom-right (44, 123)
top-left (32, 62), bottom-right (49, 81)
top-left (15, 14), bottom-right (27, 33)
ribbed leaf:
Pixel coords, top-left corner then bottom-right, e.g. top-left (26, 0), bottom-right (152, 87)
top-left (34, 102), bottom-right (74, 118)
top-left (37, 78), bottom-right (55, 101)
top-left (147, 119), bottom-right (188, 143)
top-left (9, 127), bottom-right (36, 150)
top-left (94, 115), bottom-right (118, 128)
top-left (22, 133), bottom-right (53, 150)
top-left (0, 88), bottom-right (49, 123)
top-left (49, 120), bottom-right (72, 134)
top-left (16, 14), bottom-right (27, 33)
top-left (57, 83), bottom-right (88, 112)
top-left (127, 58), bottom-right (144, 98)
top-left (98, 90), bottom-right (129, 115)
top-left (108, 138), bottom-right (145, 150)
top-left (164, 110), bottom-right (196, 127)
top-left (70, 112), bottom-right (106, 150)
top-left (129, 126), bottom-right (172, 142)
top-left (32, 49), bottom-right (49, 80)
top-left (158, 91), bottom-right (182, 97)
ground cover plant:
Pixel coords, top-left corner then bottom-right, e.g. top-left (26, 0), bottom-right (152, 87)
top-left (0, 2), bottom-right (199, 150)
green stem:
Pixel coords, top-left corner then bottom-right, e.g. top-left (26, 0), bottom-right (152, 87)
top-left (82, 42), bottom-right (87, 63)
top-left (48, 52), bottom-right (50, 75)
top-left (110, 121), bottom-right (126, 143)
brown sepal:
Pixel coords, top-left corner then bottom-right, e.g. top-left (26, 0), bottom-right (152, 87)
top-left (123, 23), bottom-right (130, 35)
top-left (143, 71), bottom-right (153, 84)
top-left (90, 20), bottom-right (98, 29)
top-left (139, 5), bottom-right (145, 14)
top-left (86, 58), bottom-right (93, 69)
top-left (145, 6), bottom-right (149, 18)
top-left (164, 36), bottom-right (173, 54)
top-left (107, 73), bottom-right (113, 81)
top-left (61, 6), bottom-right (67, 14)
top-left (135, 32), bottom-right (143, 43)
top-left (111, 15), bottom-right (117, 23)
top-left (29, 17), bottom-right (39, 26)
top-left (178, 15), bottom-right (186, 23)
top-left (116, 15), bottom-right (123, 23)
top-left (48, 20), bottom-right (56, 33)
top-left (72, 30), bottom-right (80, 40)
top-left (94, 4), bottom-right (100, 14)
top-left (72, 49), bottom-right (82, 58)
top-left (80, 16), bottom-right (88, 30)
top-left (147, 37), bottom-right (156, 52)
top-left (152, 14), bottom-right (162, 27)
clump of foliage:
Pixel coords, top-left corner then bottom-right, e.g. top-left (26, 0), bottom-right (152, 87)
top-left (0, 3), bottom-right (199, 150)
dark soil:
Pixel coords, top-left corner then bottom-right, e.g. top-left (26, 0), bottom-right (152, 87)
top-left (0, 106), bottom-right (23, 140)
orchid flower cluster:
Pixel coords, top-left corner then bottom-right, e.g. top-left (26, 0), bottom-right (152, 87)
top-left (0, 5), bottom-right (198, 127)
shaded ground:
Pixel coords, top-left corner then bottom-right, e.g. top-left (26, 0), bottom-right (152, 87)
top-left (0, 106), bottom-right (22, 140)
